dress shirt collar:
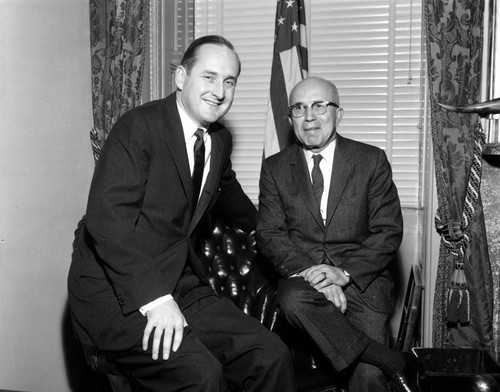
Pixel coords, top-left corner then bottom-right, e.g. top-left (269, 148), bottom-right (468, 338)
top-left (302, 138), bottom-right (336, 164)
top-left (176, 97), bottom-right (207, 142)
top-left (302, 138), bottom-right (336, 224)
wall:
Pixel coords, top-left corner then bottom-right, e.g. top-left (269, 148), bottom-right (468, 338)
top-left (0, 1), bottom-right (94, 391)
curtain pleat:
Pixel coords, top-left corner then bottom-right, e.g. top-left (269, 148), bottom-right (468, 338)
top-left (89, 0), bottom-right (149, 162)
top-left (425, 0), bottom-right (494, 351)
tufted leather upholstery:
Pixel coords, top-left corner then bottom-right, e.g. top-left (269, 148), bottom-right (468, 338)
top-left (83, 217), bottom-right (347, 392)
top-left (203, 219), bottom-right (280, 330)
top-left (202, 218), bottom-right (346, 392)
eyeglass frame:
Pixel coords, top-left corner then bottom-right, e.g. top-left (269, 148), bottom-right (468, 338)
top-left (288, 100), bottom-right (339, 118)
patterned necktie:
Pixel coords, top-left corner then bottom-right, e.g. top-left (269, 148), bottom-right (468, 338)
top-left (311, 154), bottom-right (324, 206)
top-left (192, 128), bottom-right (205, 206)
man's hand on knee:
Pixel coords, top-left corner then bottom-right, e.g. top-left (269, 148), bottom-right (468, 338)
top-left (300, 265), bottom-right (349, 313)
top-left (302, 265), bottom-right (350, 288)
top-left (318, 285), bottom-right (347, 313)
top-left (142, 298), bottom-right (187, 360)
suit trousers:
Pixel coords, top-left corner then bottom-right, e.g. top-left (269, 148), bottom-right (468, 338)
top-left (277, 277), bottom-right (390, 392)
top-left (103, 295), bottom-right (296, 392)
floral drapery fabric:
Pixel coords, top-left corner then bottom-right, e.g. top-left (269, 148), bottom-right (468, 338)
top-left (89, 0), bottom-right (149, 162)
top-left (425, 0), bottom-right (494, 351)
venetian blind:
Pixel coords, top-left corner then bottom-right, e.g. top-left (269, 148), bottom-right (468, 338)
top-left (195, 0), bottom-right (424, 208)
top-left (195, 1), bottom-right (276, 205)
top-left (310, 1), bottom-right (424, 208)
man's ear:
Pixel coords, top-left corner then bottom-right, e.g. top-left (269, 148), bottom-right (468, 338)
top-left (336, 107), bottom-right (344, 127)
top-left (175, 66), bottom-right (187, 90)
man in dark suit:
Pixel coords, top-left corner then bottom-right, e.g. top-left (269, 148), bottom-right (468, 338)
top-left (256, 76), bottom-right (417, 392)
top-left (68, 35), bottom-right (295, 392)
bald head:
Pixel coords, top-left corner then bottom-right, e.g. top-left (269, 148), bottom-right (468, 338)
top-left (289, 76), bottom-right (340, 107)
top-left (288, 76), bottom-right (343, 153)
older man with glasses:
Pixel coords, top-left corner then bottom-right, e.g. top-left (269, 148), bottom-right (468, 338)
top-left (257, 76), bottom-right (419, 392)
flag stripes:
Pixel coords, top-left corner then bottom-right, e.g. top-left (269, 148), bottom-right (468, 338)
top-left (264, 0), bottom-right (308, 158)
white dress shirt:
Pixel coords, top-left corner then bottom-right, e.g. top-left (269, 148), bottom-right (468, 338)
top-left (177, 101), bottom-right (212, 199)
top-left (303, 139), bottom-right (336, 224)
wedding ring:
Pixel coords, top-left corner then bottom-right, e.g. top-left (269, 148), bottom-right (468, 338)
top-left (322, 272), bottom-right (327, 279)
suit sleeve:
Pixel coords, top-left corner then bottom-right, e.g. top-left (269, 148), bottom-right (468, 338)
top-left (338, 149), bottom-right (403, 291)
top-left (85, 111), bottom-right (171, 314)
top-left (256, 160), bottom-right (317, 277)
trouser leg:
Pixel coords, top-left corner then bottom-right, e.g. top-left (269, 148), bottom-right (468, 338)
top-left (186, 296), bottom-right (296, 392)
top-left (277, 277), bottom-right (370, 371)
top-left (345, 291), bottom-right (391, 392)
top-left (104, 332), bottom-right (227, 392)
top-left (103, 294), bottom-right (295, 392)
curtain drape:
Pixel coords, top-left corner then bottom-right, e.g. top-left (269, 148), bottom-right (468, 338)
top-left (425, 0), bottom-right (494, 351)
top-left (89, 0), bottom-right (149, 162)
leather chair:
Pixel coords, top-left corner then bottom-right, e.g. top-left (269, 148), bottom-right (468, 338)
top-left (82, 217), bottom-right (347, 392)
top-left (204, 218), bottom-right (346, 392)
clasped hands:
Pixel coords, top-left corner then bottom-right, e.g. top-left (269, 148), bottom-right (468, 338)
top-left (298, 265), bottom-right (350, 313)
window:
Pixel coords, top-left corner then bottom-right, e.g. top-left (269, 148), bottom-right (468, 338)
top-left (195, 0), bottom-right (425, 209)
top-left (146, 0), bottom-right (195, 100)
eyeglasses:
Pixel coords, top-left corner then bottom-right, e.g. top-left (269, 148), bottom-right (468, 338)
top-left (288, 101), bottom-right (339, 118)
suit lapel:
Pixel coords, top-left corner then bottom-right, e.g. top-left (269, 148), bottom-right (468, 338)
top-left (290, 146), bottom-right (325, 230)
top-left (325, 136), bottom-right (352, 228)
top-left (162, 95), bottom-right (193, 210)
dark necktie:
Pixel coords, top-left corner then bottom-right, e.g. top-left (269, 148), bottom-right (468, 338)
top-left (311, 154), bottom-right (324, 206)
top-left (192, 128), bottom-right (205, 206)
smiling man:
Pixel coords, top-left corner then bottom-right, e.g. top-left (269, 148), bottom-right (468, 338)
top-left (257, 76), bottom-right (418, 392)
top-left (68, 35), bottom-right (295, 392)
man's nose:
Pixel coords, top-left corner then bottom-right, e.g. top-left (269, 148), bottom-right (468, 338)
top-left (304, 106), bottom-right (316, 120)
top-left (211, 80), bottom-right (225, 99)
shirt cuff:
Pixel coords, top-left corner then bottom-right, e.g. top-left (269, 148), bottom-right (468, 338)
top-left (139, 294), bottom-right (173, 316)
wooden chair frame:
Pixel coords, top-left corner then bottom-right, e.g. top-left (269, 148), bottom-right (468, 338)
top-left (395, 264), bottom-right (424, 353)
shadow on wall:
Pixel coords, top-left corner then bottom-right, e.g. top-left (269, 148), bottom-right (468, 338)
top-left (62, 301), bottom-right (112, 392)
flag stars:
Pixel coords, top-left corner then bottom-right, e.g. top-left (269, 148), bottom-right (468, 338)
top-left (277, 16), bottom-right (285, 25)
top-left (291, 22), bottom-right (298, 32)
top-left (286, 0), bottom-right (295, 8)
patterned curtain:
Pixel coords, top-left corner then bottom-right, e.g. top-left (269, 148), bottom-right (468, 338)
top-left (425, 0), bottom-right (494, 351)
top-left (89, 0), bottom-right (149, 162)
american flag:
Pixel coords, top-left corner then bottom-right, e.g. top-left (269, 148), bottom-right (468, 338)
top-left (264, 0), bottom-right (308, 158)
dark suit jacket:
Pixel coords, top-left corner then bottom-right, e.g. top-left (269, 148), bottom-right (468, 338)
top-left (256, 135), bottom-right (403, 314)
top-left (68, 92), bottom-right (256, 351)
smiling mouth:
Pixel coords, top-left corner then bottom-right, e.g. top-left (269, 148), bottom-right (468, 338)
top-left (204, 99), bottom-right (221, 107)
